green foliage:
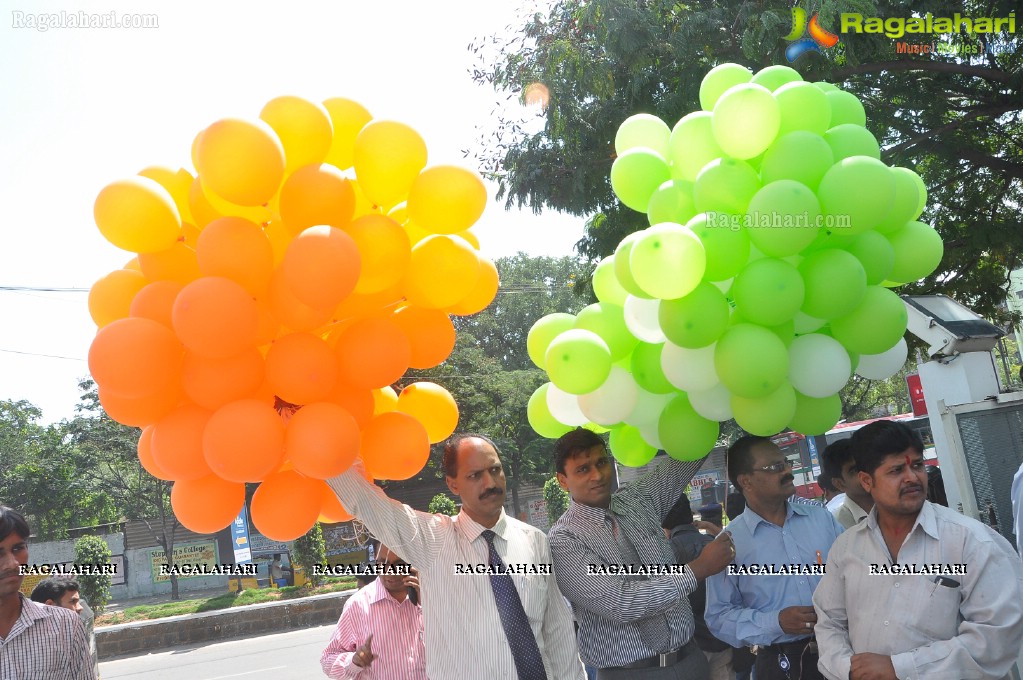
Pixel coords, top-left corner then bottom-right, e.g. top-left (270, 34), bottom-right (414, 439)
top-left (543, 476), bottom-right (570, 526)
top-left (74, 535), bottom-right (112, 614)
top-left (427, 493), bottom-right (458, 515)
top-left (293, 522), bottom-right (327, 587)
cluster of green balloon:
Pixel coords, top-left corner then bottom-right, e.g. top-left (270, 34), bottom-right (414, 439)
top-left (526, 63), bottom-right (941, 467)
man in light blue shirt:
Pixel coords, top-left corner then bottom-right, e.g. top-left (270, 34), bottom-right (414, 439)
top-left (706, 436), bottom-right (843, 680)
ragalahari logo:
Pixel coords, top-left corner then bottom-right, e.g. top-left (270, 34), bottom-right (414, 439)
top-left (784, 7), bottom-right (840, 62)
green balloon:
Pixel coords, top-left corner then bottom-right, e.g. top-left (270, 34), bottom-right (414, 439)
top-left (875, 167), bottom-right (923, 234)
top-left (814, 81), bottom-right (840, 93)
top-left (788, 391), bottom-right (842, 435)
top-left (700, 63), bottom-right (753, 111)
top-left (545, 329), bottom-right (613, 395)
top-left (760, 131), bottom-right (834, 191)
top-left (774, 81), bottom-right (832, 136)
top-left (630, 224), bottom-right (706, 299)
top-left (732, 258), bottom-right (805, 326)
top-left (527, 313), bottom-right (576, 369)
top-left (715, 323), bottom-right (790, 398)
top-left (830, 286), bottom-right (908, 355)
top-left (668, 112), bottom-right (725, 182)
top-left (694, 157), bottom-right (761, 214)
top-left (610, 147), bottom-right (671, 213)
top-left (631, 342), bottom-right (675, 394)
top-left (886, 221), bottom-right (944, 282)
top-left (846, 231), bottom-right (895, 285)
top-left (751, 65), bottom-right (803, 91)
top-left (659, 281), bottom-right (729, 348)
top-left (609, 424), bottom-right (657, 467)
top-left (817, 156), bottom-right (896, 234)
top-left (732, 382), bottom-right (797, 436)
top-left (825, 90), bottom-right (866, 127)
top-left (798, 249), bottom-right (867, 319)
top-left (658, 393), bottom-right (720, 461)
top-left (613, 232), bottom-right (654, 299)
top-left (592, 256), bottom-right (629, 306)
top-left (687, 212), bottom-right (751, 281)
top-left (616, 113), bottom-right (671, 157)
top-left (746, 180), bottom-right (822, 257)
top-left (906, 167), bottom-right (928, 218)
top-left (575, 302), bottom-right (640, 362)
top-left (768, 319), bottom-right (796, 346)
top-left (823, 124), bottom-right (881, 162)
top-left (647, 179), bottom-right (697, 226)
top-left (527, 383), bottom-right (573, 439)
top-left (712, 84), bottom-right (782, 159)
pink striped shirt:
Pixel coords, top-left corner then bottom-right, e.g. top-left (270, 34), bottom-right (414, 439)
top-left (321, 579), bottom-right (427, 679)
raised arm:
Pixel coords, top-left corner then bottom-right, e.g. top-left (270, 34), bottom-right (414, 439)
top-left (630, 456), bottom-right (709, 522)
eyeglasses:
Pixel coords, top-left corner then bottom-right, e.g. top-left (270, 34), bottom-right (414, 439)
top-left (751, 460), bottom-right (793, 474)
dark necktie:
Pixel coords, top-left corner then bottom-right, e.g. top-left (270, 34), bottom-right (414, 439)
top-left (608, 512), bottom-right (673, 653)
top-left (481, 529), bottom-right (548, 680)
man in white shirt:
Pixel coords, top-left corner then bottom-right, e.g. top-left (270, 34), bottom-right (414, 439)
top-left (814, 421), bottom-right (1023, 680)
top-left (327, 433), bottom-right (585, 680)
top-left (820, 439), bottom-right (872, 529)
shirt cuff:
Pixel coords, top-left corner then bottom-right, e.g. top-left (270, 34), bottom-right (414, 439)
top-left (891, 651), bottom-right (916, 680)
top-left (671, 565), bottom-right (698, 597)
top-left (757, 609), bottom-right (785, 642)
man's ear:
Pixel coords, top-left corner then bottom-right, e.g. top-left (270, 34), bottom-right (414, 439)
top-left (445, 475), bottom-right (460, 497)
top-left (45, 599), bottom-right (58, 606)
top-left (857, 470), bottom-right (873, 495)
top-left (556, 472), bottom-right (569, 492)
top-left (832, 475), bottom-right (848, 494)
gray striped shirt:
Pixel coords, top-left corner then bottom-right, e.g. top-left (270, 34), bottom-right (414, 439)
top-left (0, 594), bottom-right (94, 680)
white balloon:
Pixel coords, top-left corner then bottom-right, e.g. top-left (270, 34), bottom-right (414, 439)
top-left (788, 334), bottom-right (851, 398)
top-left (623, 295), bottom-right (667, 343)
top-left (546, 384), bottom-right (589, 426)
top-left (855, 337), bottom-right (908, 380)
top-left (638, 420), bottom-right (664, 449)
top-left (793, 311), bottom-right (826, 334)
top-left (579, 366), bottom-right (639, 426)
top-left (711, 278), bottom-right (733, 294)
top-left (625, 388), bottom-right (675, 427)
top-left (689, 382), bottom-right (734, 421)
top-left (661, 341), bottom-right (719, 392)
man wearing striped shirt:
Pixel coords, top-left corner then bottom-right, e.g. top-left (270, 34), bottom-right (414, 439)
top-left (327, 433), bottom-right (586, 680)
top-left (321, 541), bottom-right (426, 679)
top-left (548, 428), bottom-right (735, 679)
top-left (0, 506), bottom-right (94, 680)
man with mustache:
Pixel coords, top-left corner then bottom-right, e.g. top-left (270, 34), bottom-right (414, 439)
top-left (814, 420), bottom-right (1023, 680)
top-left (327, 433), bottom-right (585, 680)
top-left (705, 436), bottom-right (843, 680)
top-left (0, 506), bottom-right (94, 679)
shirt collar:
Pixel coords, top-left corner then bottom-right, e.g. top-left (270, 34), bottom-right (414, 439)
top-left (458, 507), bottom-right (510, 544)
top-left (669, 524), bottom-right (701, 539)
top-left (739, 500), bottom-right (808, 532)
top-left (368, 576), bottom-right (415, 606)
top-left (864, 500), bottom-right (939, 540)
top-left (567, 498), bottom-right (614, 525)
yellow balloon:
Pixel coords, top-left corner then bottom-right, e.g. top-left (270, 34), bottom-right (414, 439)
top-left (350, 179), bottom-right (380, 219)
top-left (407, 165), bottom-right (487, 234)
top-left (396, 382), bottom-right (459, 443)
top-left (322, 97), bottom-right (372, 170)
top-left (371, 386), bottom-right (398, 414)
top-left (188, 177), bottom-right (222, 228)
top-left (353, 120), bottom-right (427, 210)
top-left (94, 176), bottom-right (182, 253)
top-left (123, 257), bottom-right (142, 271)
top-left (195, 118), bottom-right (285, 206)
top-left (201, 179), bottom-right (271, 224)
top-left (260, 96), bottom-right (333, 174)
top-left (344, 215), bottom-right (411, 294)
top-left (458, 229), bottom-right (480, 250)
top-left (403, 218), bottom-right (432, 246)
top-left (404, 235), bottom-right (481, 309)
top-left (89, 269), bottom-right (148, 327)
top-left (139, 166), bottom-right (195, 225)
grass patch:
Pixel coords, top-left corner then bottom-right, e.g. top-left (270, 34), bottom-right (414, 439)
top-left (97, 578), bottom-right (357, 626)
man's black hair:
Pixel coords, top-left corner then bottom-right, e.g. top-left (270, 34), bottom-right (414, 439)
top-left (662, 495), bottom-right (694, 530)
top-left (553, 428), bottom-right (607, 475)
top-left (850, 420), bottom-right (924, 476)
top-left (30, 577), bottom-right (79, 605)
top-left (820, 439), bottom-right (854, 491)
top-left (725, 492), bottom-right (746, 520)
top-left (726, 435), bottom-right (772, 489)
top-left (442, 433), bottom-right (501, 478)
top-left (0, 506), bottom-right (30, 543)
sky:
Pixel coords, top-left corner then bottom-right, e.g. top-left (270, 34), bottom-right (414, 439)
top-left (0, 0), bottom-right (586, 424)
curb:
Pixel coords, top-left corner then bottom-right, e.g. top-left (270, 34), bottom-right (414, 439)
top-left (96, 590), bottom-right (352, 659)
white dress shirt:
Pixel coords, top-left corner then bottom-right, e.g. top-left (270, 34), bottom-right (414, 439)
top-left (327, 469), bottom-right (586, 680)
top-left (833, 495), bottom-right (869, 530)
top-left (1012, 461), bottom-right (1023, 557)
top-left (814, 501), bottom-right (1023, 680)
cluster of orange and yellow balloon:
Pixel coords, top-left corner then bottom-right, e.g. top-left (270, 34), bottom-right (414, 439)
top-left (89, 96), bottom-right (499, 541)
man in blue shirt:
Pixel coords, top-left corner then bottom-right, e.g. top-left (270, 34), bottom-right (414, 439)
top-left (705, 436), bottom-right (843, 680)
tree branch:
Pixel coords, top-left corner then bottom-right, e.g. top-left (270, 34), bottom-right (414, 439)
top-left (959, 148), bottom-right (1023, 181)
top-left (885, 103), bottom-right (1022, 155)
top-left (833, 60), bottom-right (1012, 83)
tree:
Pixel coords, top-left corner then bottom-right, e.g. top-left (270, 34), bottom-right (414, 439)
top-left (471, 0), bottom-right (1023, 324)
top-left (543, 476), bottom-right (570, 526)
top-left (293, 522), bottom-right (327, 587)
top-left (427, 493), bottom-right (458, 515)
top-left (74, 535), bottom-right (112, 614)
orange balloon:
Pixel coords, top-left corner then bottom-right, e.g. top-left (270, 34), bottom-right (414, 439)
top-left (448, 257), bottom-right (499, 316)
top-left (325, 382), bottom-right (374, 428)
top-left (333, 318), bottom-right (411, 388)
top-left (396, 382), bottom-right (459, 444)
top-left (181, 222), bottom-right (201, 248)
top-left (406, 165), bottom-right (487, 234)
top-left (88, 317), bottom-right (184, 398)
top-left (404, 235), bottom-right (481, 309)
top-left (195, 118), bottom-right (285, 206)
top-left (138, 241), bottom-right (201, 285)
top-left (172, 277), bottom-right (259, 358)
top-left (285, 402), bottom-right (360, 479)
top-left (318, 485), bottom-right (354, 523)
top-left (171, 474), bottom-right (246, 534)
top-left (266, 269), bottom-right (333, 332)
top-left (201, 179), bottom-right (272, 224)
top-left (94, 176), bottom-right (182, 254)
top-left (343, 215), bottom-right (410, 294)
top-left (361, 412), bottom-right (430, 480)
top-left (203, 398), bottom-right (285, 482)
top-left (182, 348), bottom-right (265, 411)
top-left (255, 301), bottom-right (282, 346)
top-left (151, 403), bottom-right (214, 481)
top-left (89, 269), bottom-right (148, 328)
top-left (371, 386), bottom-right (398, 414)
top-left (188, 177), bottom-right (223, 228)
top-left (99, 383), bottom-right (183, 428)
top-left (260, 96), bottom-right (333, 173)
top-left (250, 470), bottom-right (324, 541)
top-left (139, 166), bottom-right (195, 226)
top-left (279, 165), bottom-right (356, 235)
top-left (196, 217), bottom-right (274, 297)
top-left (123, 257), bottom-right (141, 272)
top-left (322, 97), bottom-right (372, 171)
top-left (392, 306), bottom-right (456, 369)
top-left (264, 219), bottom-right (291, 267)
top-left (130, 281), bottom-right (184, 329)
top-left (333, 283), bottom-right (404, 323)
top-left (264, 332), bottom-right (338, 405)
top-left (137, 426), bottom-right (174, 480)
top-left (282, 226), bottom-right (361, 311)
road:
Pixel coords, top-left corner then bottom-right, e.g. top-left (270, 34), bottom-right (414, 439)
top-left (100, 624), bottom-right (337, 679)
